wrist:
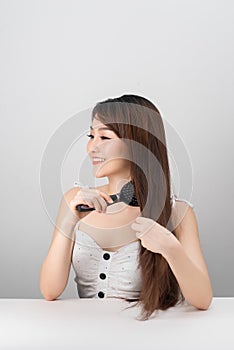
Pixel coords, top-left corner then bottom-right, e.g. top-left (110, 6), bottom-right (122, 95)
top-left (160, 234), bottom-right (181, 260)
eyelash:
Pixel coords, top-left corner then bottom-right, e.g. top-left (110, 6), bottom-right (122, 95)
top-left (86, 134), bottom-right (111, 140)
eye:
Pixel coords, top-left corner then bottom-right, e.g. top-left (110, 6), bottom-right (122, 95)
top-left (86, 134), bottom-right (111, 140)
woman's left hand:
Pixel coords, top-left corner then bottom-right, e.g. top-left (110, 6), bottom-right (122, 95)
top-left (131, 216), bottom-right (178, 256)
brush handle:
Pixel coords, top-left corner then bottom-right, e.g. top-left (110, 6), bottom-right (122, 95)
top-left (76, 194), bottom-right (118, 212)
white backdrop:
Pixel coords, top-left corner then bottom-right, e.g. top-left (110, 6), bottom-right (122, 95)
top-left (0, 0), bottom-right (233, 298)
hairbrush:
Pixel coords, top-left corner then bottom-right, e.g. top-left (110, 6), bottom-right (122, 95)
top-left (76, 180), bottom-right (139, 212)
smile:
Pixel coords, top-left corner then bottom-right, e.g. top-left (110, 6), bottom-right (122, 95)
top-left (92, 158), bottom-right (105, 165)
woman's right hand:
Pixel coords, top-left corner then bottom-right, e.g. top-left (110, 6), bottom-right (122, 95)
top-left (55, 187), bottom-right (114, 239)
top-left (71, 187), bottom-right (114, 214)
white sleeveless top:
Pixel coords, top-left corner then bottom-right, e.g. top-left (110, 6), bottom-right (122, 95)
top-left (71, 195), bottom-right (194, 299)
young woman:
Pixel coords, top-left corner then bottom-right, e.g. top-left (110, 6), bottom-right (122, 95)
top-left (40, 94), bottom-right (213, 321)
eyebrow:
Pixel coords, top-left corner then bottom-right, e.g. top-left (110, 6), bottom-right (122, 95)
top-left (90, 125), bottom-right (112, 131)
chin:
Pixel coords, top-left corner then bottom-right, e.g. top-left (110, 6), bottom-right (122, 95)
top-left (93, 164), bottom-right (113, 178)
top-left (93, 170), bottom-right (106, 178)
top-left (94, 174), bottom-right (105, 178)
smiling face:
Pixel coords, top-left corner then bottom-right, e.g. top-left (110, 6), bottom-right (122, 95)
top-left (86, 117), bottom-right (132, 180)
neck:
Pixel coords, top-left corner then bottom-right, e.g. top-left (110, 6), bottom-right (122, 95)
top-left (106, 176), bottom-right (131, 194)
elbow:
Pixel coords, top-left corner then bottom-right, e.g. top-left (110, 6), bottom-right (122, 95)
top-left (196, 293), bottom-right (213, 311)
top-left (40, 278), bottom-right (63, 301)
top-left (197, 303), bottom-right (211, 311)
top-left (43, 293), bottom-right (57, 301)
top-left (198, 300), bottom-right (213, 311)
top-left (44, 296), bottom-right (57, 301)
top-left (40, 282), bottom-right (64, 300)
top-left (185, 289), bottom-right (213, 311)
top-left (41, 290), bottom-right (56, 301)
top-left (40, 285), bottom-right (59, 301)
top-left (41, 291), bottom-right (58, 301)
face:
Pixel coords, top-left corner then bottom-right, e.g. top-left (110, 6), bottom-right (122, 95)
top-left (86, 117), bottom-right (132, 179)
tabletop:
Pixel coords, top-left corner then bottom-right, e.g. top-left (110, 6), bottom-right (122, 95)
top-left (0, 297), bottom-right (233, 350)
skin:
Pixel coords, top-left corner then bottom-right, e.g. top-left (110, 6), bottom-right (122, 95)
top-left (87, 117), bottom-right (213, 310)
top-left (86, 116), bottom-right (132, 196)
top-left (40, 116), bottom-right (213, 309)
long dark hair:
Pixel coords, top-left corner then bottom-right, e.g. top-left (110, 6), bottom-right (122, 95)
top-left (92, 94), bottom-right (184, 321)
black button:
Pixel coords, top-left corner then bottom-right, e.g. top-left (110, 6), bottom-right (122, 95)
top-left (99, 273), bottom-right (106, 280)
top-left (103, 253), bottom-right (110, 260)
top-left (98, 291), bottom-right (105, 298)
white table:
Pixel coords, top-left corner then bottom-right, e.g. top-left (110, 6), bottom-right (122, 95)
top-left (0, 297), bottom-right (233, 350)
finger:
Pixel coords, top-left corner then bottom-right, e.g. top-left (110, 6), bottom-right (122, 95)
top-left (131, 223), bottom-right (142, 231)
top-left (139, 237), bottom-right (149, 250)
top-left (81, 198), bottom-right (95, 209)
top-left (98, 197), bottom-right (108, 212)
top-left (135, 216), bottom-right (145, 222)
top-left (99, 191), bottom-right (114, 204)
top-left (136, 216), bottom-right (152, 224)
top-left (92, 197), bottom-right (102, 212)
top-left (135, 217), bottom-right (149, 224)
top-left (136, 231), bottom-right (146, 239)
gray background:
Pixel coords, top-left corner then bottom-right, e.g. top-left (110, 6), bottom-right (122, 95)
top-left (0, 0), bottom-right (233, 299)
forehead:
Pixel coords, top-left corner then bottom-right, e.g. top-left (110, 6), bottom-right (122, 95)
top-left (90, 118), bottom-right (112, 131)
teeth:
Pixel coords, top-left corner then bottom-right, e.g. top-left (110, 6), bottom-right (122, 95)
top-left (93, 158), bottom-right (105, 162)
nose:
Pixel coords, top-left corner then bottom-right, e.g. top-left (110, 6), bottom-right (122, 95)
top-left (87, 136), bottom-right (102, 153)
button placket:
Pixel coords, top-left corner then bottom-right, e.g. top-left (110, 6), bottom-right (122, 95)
top-left (96, 251), bottom-right (112, 298)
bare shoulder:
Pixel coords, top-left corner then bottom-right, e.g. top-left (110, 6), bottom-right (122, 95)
top-left (171, 199), bottom-right (211, 276)
top-left (64, 186), bottom-right (80, 200)
top-left (171, 199), bottom-right (197, 240)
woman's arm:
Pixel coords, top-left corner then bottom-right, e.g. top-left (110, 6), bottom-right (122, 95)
top-left (164, 243), bottom-right (213, 310)
top-left (40, 231), bottom-right (75, 300)
top-left (163, 203), bottom-right (213, 309)
top-left (132, 202), bottom-right (213, 310)
top-left (40, 188), bottom-right (79, 301)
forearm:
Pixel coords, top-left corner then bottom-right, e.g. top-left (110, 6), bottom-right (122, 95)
top-left (40, 231), bottom-right (75, 300)
top-left (163, 241), bottom-right (213, 310)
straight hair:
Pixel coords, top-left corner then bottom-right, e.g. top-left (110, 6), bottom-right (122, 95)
top-left (92, 94), bottom-right (184, 321)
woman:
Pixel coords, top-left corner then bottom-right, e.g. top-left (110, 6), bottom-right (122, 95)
top-left (40, 94), bottom-right (213, 321)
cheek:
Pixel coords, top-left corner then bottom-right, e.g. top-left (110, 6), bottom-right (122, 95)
top-left (86, 141), bottom-right (90, 152)
top-left (106, 141), bottom-right (130, 159)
